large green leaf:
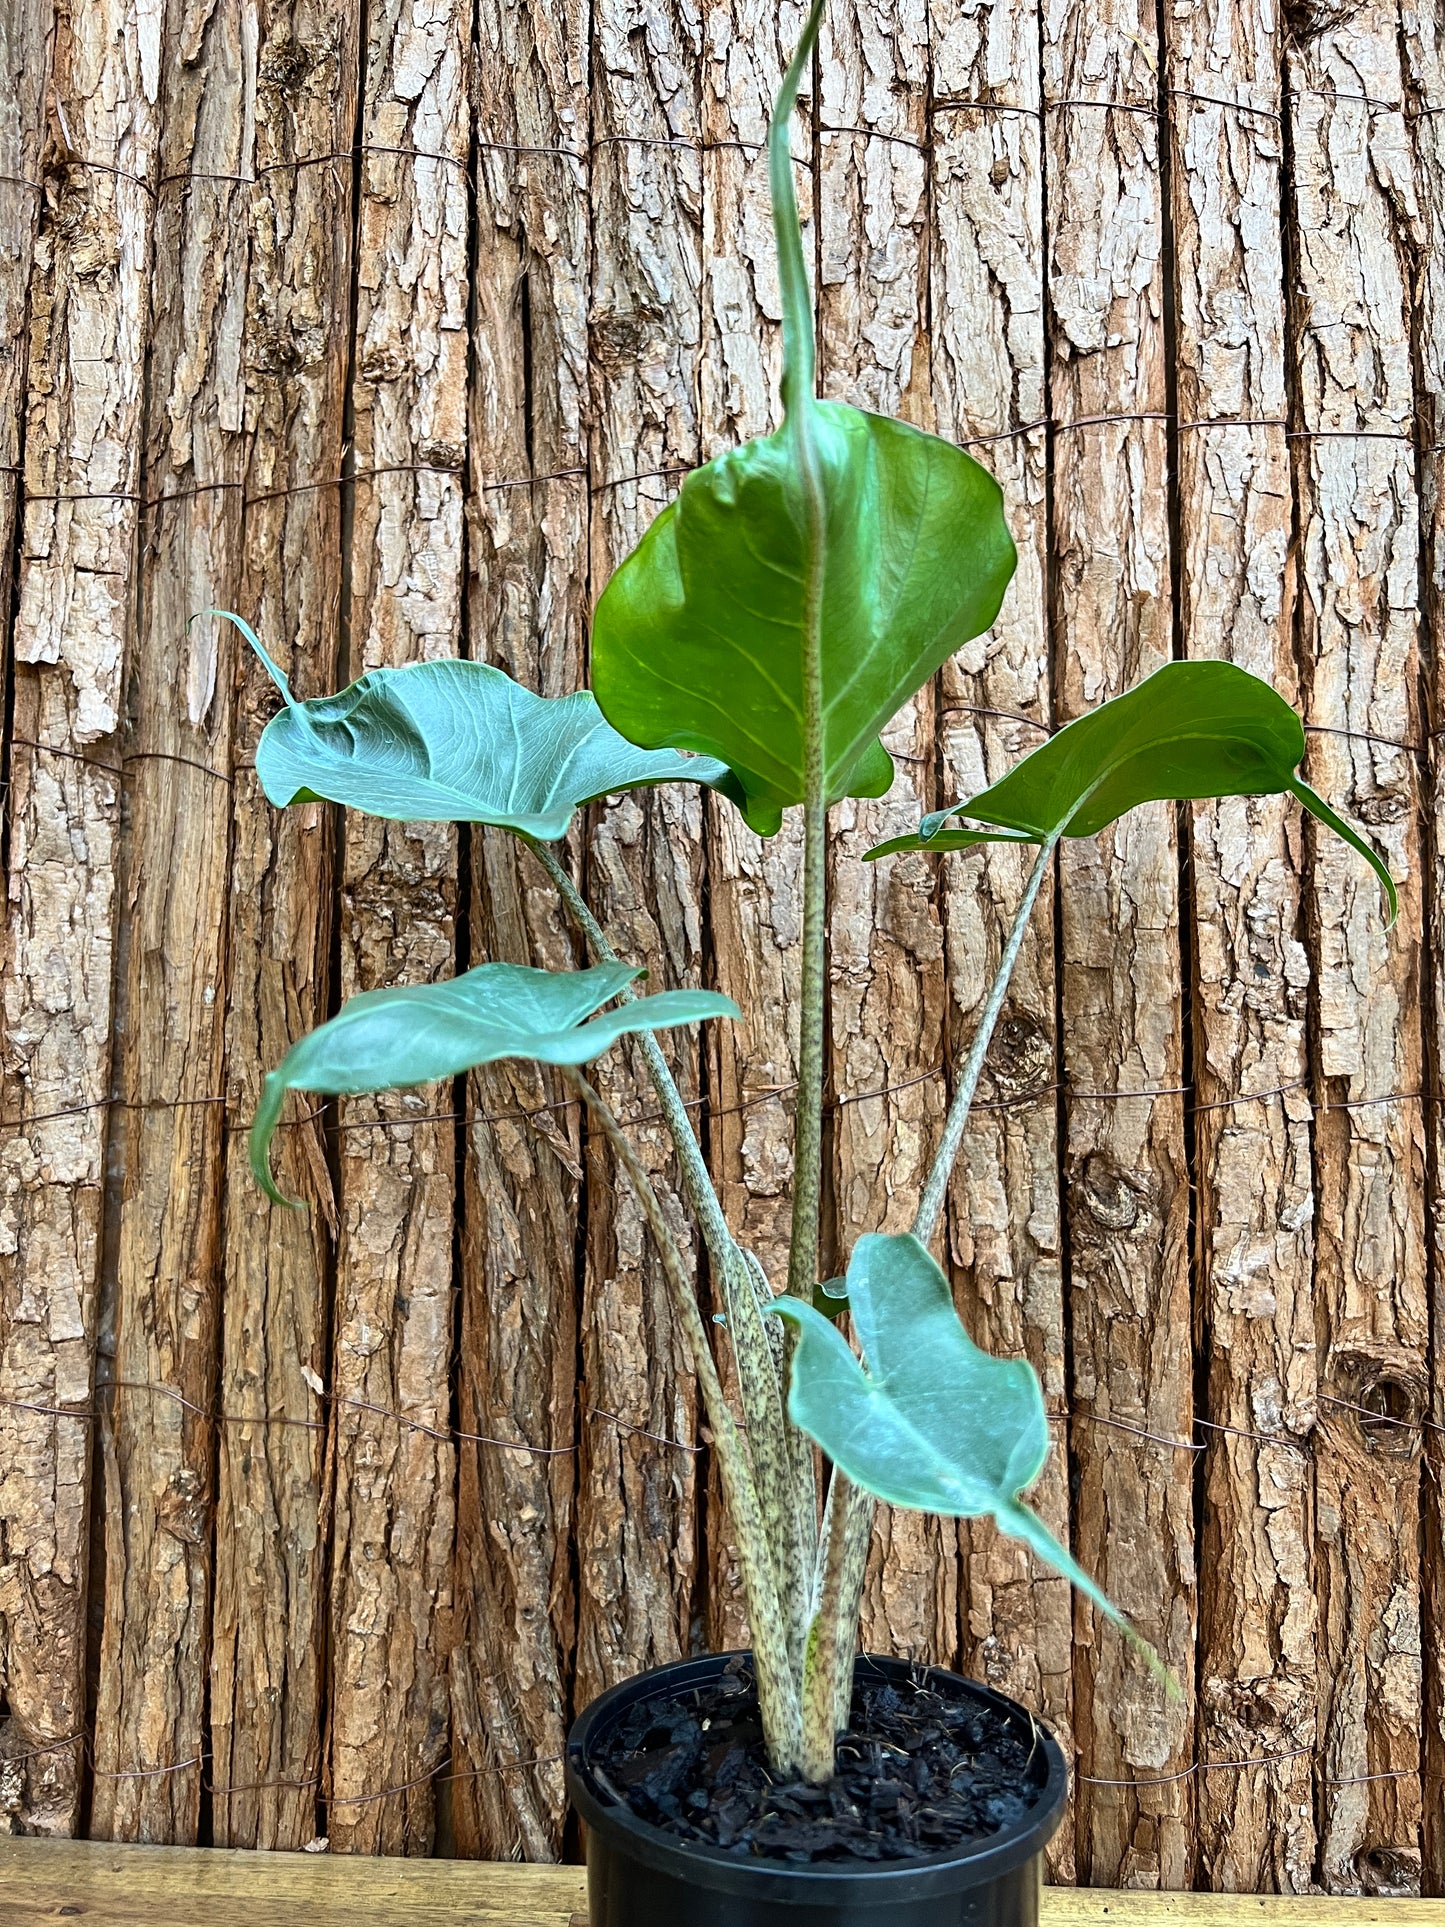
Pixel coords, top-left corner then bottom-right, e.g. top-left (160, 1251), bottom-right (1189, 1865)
top-left (867, 660), bottom-right (1396, 923)
top-left (591, 417), bottom-right (1016, 837)
top-left (770, 1233), bottom-right (1157, 1666)
top-left (251, 961), bottom-right (738, 1204)
top-left (209, 611), bottom-right (744, 836)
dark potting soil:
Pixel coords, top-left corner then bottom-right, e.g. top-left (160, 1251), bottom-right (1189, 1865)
top-left (590, 1656), bottom-right (1048, 1866)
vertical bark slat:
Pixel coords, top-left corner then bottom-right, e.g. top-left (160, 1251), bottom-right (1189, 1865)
top-left (576, 0), bottom-right (705, 1709)
top-left (818, 0), bottom-right (956, 1674)
top-left (928, 0), bottom-right (1074, 1879)
top-left (1042, 0), bottom-right (1196, 1886)
top-left (0, 0), bottom-right (158, 1837)
top-left (1164, 0), bottom-right (1318, 1891)
top-left (209, 0), bottom-right (362, 1851)
top-left (697, 0), bottom-right (808, 1652)
top-left (0, 0), bottom-right (51, 820)
top-left (1286, 9), bottom-right (1428, 1892)
top-left (449, 0), bottom-right (589, 1857)
top-left (1404, 0), bottom-right (1445, 1892)
top-left (0, 0), bottom-right (55, 1834)
top-left (326, 10), bottom-right (470, 1851)
top-left (90, 0), bottom-right (254, 1843)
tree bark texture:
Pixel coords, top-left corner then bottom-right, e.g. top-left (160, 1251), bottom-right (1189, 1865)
top-left (0, 0), bottom-right (1442, 1892)
top-left (929, 0), bottom-right (1076, 1880)
top-left (1, 0), bottom-right (157, 1839)
top-left (1404, 1), bottom-right (1445, 1899)
top-left (1163, 0), bottom-right (1316, 1893)
top-left (323, 0), bottom-right (470, 1851)
top-left (91, 0), bottom-right (257, 1842)
top-left (1286, 6), bottom-right (1428, 1894)
top-left (446, 0), bottom-right (589, 1865)
top-left (572, 0), bottom-right (708, 1722)
top-left (208, 0), bottom-right (360, 1854)
top-left (1043, 0), bottom-right (1196, 1887)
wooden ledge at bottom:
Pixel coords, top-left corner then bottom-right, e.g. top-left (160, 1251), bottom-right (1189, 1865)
top-left (0, 1838), bottom-right (1440, 1927)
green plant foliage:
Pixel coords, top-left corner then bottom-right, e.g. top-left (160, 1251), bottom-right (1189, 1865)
top-left (867, 659), bottom-right (1396, 923)
top-left (771, 1233), bottom-right (1151, 1658)
top-left (811, 1276), bottom-right (849, 1319)
top-left (250, 961), bottom-right (738, 1205)
top-left (210, 611), bottom-right (744, 836)
top-left (586, 0), bottom-right (1015, 840)
top-left (591, 417), bottom-right (1017, 837)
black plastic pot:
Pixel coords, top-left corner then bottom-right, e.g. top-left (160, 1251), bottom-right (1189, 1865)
top-left (565, 1651), bottom-right (1067, 1927)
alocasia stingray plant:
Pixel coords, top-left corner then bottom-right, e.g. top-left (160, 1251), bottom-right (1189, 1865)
top-left (238, 0), bottom-right (1394, 1788)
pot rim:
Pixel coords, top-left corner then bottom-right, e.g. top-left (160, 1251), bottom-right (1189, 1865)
top-left (565, 1650), bottom-right (1068, 1905)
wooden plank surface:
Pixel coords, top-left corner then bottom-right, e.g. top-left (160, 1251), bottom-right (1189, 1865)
top-left (447, 0), bottom-right (590, 1863)
top-left (1402, 0), bottom-right (1445, 1899)
top-left (575, 0), bottom-right (706, 1711)
top-left (91, 0), bottom-right (253, 1842)
top-left (927, 0), bottom-right (1073, 1882)
top-left (2, 1839), bottom-right (1444, 1927)
top-left (321, 0), bottom-right (472, 1856)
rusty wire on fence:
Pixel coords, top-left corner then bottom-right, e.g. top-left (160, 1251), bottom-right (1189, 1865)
top-left (0, 1702), bottom-right (1419, 1808)
top-left (2, 1050), bottom-right (1438, 1143)
top-left (3, 1358), bottom-right (1434, 1463)
top-left (1, 79), bottom-right (1437, 213)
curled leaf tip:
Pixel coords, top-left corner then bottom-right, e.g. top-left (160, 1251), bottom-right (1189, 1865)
top-left (249, 1072), bottom-right (306, 1211)
top-left (198, 608), bottom-right (298, 710)
top-left (1289, 778), bottom-right (1398, 927)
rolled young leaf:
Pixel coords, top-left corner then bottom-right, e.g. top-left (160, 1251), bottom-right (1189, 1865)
top-left (866, 659), bottom-right (1396, 923)
top-left (770, 1232), bottom-right (1165, 1674)
top-left (251, 960), bottom-right (739, 1204)
top-left (208, 610), bottom-right (746, 836)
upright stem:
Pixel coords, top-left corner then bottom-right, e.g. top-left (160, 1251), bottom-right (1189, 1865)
top-left (565, 1071), bottom-right (803, 1769)
top-left (811, 832), bottom-right (1062, 1767)
top-left (525, 835), bottom-right (734, 1267)
top-left (789, 793), bottom-right (827, 1302)
top-left (912, 832), bottom-right (1059, 1248)
top-left (528, 833), bottom-right (816, 1662)
top-left (798, 1466), bottom-right (873, 1782)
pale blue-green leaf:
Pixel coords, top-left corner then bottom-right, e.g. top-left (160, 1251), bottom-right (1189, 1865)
top-left (208, 612), bottom-right (744, 836)
top-left (770, 1233), bottom-right (1169, 1683)
top-left (251, 961), bottom-right (738, 1204)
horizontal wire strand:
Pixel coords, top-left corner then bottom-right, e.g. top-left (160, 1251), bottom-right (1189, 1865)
top-left (8, 410), bottom-right (1425, 517)
top-left (7, 1714), bottom-right (1412, 1803)
top-left (5, 87), bottom-right (1426, 216)
top-left (0, 1059), bottom-right (1435, 1141)
top-left (6, 1375), bottom-right (1435, 1456)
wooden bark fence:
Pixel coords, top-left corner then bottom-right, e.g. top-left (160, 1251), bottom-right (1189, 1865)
top-left (0, 0), bottom-right (1442, 1896)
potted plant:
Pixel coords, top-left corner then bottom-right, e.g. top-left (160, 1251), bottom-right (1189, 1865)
top-left (234, 1), bottom-right (1394, 1917)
